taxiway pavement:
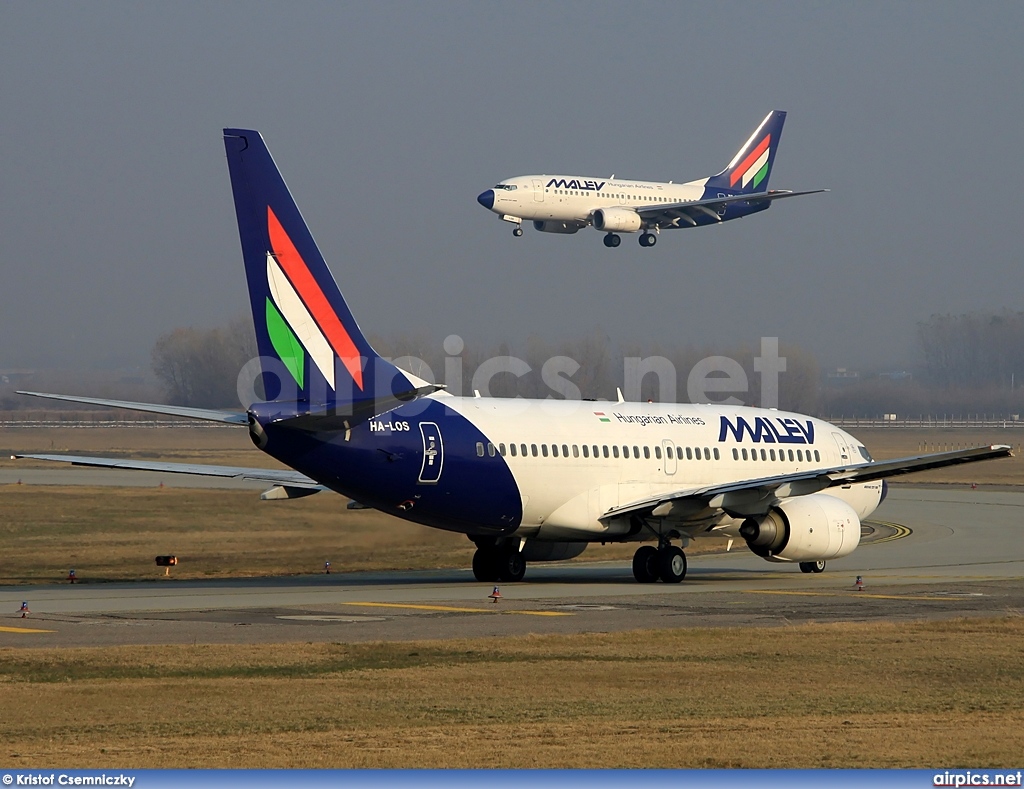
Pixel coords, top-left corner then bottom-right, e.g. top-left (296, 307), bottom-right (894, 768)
top-left (2, 485), bottom-right (1023, 647)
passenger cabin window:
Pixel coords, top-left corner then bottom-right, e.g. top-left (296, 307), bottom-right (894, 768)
top-left (541, 444), bottom-right (549, 457)
top-left (713, 448), bottom-right (720, 460)
top-left (814, 450), bottom-right (820, 462)
top-left (685, 447), bottom-right (693, 460)
top-left (583, 445), bottom-right (590, 458)
top-left (655, 446), bottom-right (662, 459)
top-left (551, 444), bottom-right (559, 458)
top-left (509, 443), bottom-right (517, 457)
top-left (643, 446), bottom-right (650, 459)
top-left (732, 448), bottom-right (739, 460)
top-left (476, 442), bottom-right (484, 457)
top-left (487, 443), bottom-right (496, 457)
top-left (602, 446), bottom-right (609, 458)
top-left (573, 445), bottom-right (580, 458)
top-left (531, 444), bottom-right (538, 457)
top-left (521, 444), bottom-right (528, 457)
top-left (612, 446), bottom-right (620, 458)
top-left (563, 444), bottom-right (569, 457)
top-left (666, 446), bottom-right (674, 460)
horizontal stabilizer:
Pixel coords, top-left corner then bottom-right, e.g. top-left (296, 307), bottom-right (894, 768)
top-left (13, 453), bottom-right (322, 489)
top-left (17, 391), bottom-right (248, 424)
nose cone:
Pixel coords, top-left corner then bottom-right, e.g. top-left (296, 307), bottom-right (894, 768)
top-left (477, 189), bottom-right (495, 210)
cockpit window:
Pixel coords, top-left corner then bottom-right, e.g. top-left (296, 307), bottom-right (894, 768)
top-left (857, 445), bottom-right (873, 462)
top-left (494, 184), bottom-right (518, 191)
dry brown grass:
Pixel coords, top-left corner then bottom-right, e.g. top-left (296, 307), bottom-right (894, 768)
top-left (1, 617), bottom-right (1022, 767)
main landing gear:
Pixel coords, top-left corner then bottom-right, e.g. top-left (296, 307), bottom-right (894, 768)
top-left (799, 560), bottom-right (826, 573)
top-left (632, 543), bottom-right (687, 583)
top-left (603, 233), bottom-right (621, 248)
top-left (472, 542), bottom-right (526, 582)
top-left (638, 231), bottom-right (657, 247)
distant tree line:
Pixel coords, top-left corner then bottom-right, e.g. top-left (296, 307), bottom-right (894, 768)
top-left (917, 311), bottom-right (1024, 390)
top-left (135, 309), bottom-right (1024, 417)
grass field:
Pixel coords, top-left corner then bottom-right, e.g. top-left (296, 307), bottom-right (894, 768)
top-left (2, 618), bottom-right (1022, 767)
top-left (2, 425), bottom-right (1023, 768)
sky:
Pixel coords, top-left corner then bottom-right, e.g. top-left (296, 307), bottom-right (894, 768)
top-left (1, 1), bottom-right (1022, 375)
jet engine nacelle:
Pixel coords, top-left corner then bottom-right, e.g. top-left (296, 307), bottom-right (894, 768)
top-left (533, 220), bottom-right (581, 234)
top-left (739, 493), bottom-right (861, 563)
top-left (592, 207), bottom-right (642, 233)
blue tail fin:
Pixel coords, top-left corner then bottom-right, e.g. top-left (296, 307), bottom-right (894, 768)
top-left (704, 111), bottom-right (787, 193)
top-left (223, 128), bottom-right (419, 411)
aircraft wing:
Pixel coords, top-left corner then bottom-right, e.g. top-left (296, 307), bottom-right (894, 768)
top-left (17, 391), bottom-right (248, 424)
top-left (635, 189), bottom-right (828, 227)
top-left (601, 444), bottom-right (1012, 523)
top-left (12, 452), bottom-right (324, 492)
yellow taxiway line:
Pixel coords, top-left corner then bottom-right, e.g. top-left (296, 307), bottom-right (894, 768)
top-left (340, 602), bottom-right (571, 616)
top-left (0, 624), bottom-right (54, 633)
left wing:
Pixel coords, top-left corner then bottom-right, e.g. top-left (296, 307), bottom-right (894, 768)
top-left (602, 444), bottom-right (1012, 523)
top-left (12, 452), bottom-right (325, 499)
top-left (17, 391), bottom-right (249, 424)
top-left (635, 189), bottom-right (827, 228)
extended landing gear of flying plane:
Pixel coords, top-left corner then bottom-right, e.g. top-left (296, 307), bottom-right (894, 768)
top-left (472, 543), bottom-right (527, 582)
top-left (638, 232), bottom-right (658, 247)
top-left (799, 560), bottom-right (826, 573)
top-left (632, 543), bottom-right (686, 583)
top-left (602, 233), bottom-right (621, 248)
top-left (512, 225), bottom-right (524, 237)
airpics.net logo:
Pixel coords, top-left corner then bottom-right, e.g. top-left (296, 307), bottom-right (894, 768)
top-left (237, 334), bottom-right (790, 413)
top-left (934, 771), bottom-right (1023, 787)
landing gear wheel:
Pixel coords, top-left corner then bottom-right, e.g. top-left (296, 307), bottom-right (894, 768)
top-left (512, 226), bottom-right (524, 237)
top-left (499, 551), bottom-right (527, 582)
top-left (632, 545), bottom-right (659, 583)
top-left (639, 232), bottom-right (657, 247)
top-left (799, 560), bottom-right (826, 574)
top-left (603, 233), bottom-right (621, 248)
top-left (657, 546), bottom-right (687, 583)
top-left (472, 547), bottom-right (501, 582)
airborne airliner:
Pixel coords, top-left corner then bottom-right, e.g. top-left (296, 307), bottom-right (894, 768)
top-left (476, 110), bottom-right (826, 247)
top-left (16, 129), bottom-right (1010, 585)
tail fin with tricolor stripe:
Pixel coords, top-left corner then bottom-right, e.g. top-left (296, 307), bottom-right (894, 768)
top-left (223, 128), bottom-right (430, 416)
top-left (704, 111), bottom-right (787, 194)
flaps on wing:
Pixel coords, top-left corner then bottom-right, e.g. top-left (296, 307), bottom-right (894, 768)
top-left (17, 391), bottom-right (249, 424)
top-left (13, 453), bottom-right (323, 490)
top-left (602, 444), bottom-right (1012, 524)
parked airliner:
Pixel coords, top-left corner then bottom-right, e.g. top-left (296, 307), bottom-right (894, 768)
top-left (17, 129), bottom-right (1009, 585)
top-left (477, 110), bottom-right (826, 247)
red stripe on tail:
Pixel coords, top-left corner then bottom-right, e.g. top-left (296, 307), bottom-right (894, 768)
top-left (729, 135), bottom-right (771, 187)
top-left (267, 207), bottom-right (364, 390)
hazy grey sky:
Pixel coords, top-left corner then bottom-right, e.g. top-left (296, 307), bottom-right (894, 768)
top-left (2, 2), bottom-right (1022, 373)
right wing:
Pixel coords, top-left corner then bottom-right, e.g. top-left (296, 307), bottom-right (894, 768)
top-left (603, 444), bottom-right (1013, 524)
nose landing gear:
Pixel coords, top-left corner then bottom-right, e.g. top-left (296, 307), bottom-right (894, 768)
top-left (512, 225), bottom-right (524, 237)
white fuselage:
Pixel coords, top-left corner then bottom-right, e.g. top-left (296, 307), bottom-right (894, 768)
top-left (484, 174), bottom-right (709, 226)
top-left (438, 396), bottom-right (883, 543)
